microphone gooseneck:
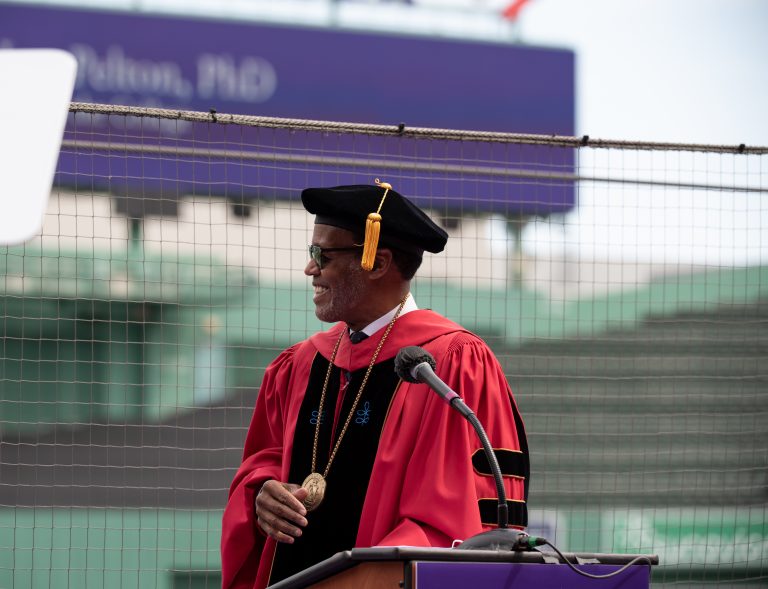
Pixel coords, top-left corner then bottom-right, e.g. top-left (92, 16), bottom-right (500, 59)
top-left (395, 345), bottom-right (545, 551)
top-left (395, 347), bottom-right (513, 531)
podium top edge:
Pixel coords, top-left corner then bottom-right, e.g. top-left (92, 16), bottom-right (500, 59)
top-left (348, 546), bottom-right (659, 565)
top-left (268, 546), bottom-right (658, 588)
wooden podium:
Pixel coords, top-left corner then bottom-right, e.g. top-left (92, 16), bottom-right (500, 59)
top-left (268, 546), bottom-right (658, 589)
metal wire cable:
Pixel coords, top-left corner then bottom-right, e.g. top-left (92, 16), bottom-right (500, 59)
top-left (69, 102), bottom-right (768, 155)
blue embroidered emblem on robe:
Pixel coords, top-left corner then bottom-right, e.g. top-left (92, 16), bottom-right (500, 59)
top-left (355, 401), bottom-right (371, 425)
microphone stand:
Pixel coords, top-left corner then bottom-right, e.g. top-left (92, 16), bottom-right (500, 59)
top-left (393, 347), bottom-right (541, 551)
top-left (449, 397), bottom-right (532, 551)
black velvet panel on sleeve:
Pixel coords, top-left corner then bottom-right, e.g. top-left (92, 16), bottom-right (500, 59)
top-left (471, 448), bottom-right (528, 480)
top-left (478, 499), bottom-right (528, 528)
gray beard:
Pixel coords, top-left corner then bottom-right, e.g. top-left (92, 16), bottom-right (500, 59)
top-left (314, 261), bottom-right (367, 324)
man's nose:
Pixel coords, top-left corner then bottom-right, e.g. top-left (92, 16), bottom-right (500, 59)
top-left (304, 258), bottom-right (320, 276)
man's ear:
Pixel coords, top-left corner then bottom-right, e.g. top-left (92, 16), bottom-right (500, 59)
top-left (368, 249), bottom-right (393, 277)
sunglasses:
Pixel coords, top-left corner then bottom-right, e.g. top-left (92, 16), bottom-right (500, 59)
top-left (308, 244), bottom-right (362, 269)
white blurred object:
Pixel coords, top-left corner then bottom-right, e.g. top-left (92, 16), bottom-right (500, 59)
top-left (0, 49), bottom-right (77, 245)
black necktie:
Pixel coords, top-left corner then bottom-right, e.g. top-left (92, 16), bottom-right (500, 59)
top-left (349, 331), bottom-right (369, 344)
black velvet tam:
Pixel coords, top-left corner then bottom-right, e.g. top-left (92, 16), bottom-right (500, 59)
top-left (301, 184), bottom-right (448, 255)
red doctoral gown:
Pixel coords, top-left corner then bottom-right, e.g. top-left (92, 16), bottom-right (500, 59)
top-left (220, 309), bottom-right (528, 588)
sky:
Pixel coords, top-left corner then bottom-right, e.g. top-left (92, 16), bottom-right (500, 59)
top-left (518, 0), bottom-right (768, 146)
top-left (506, 0), bottom-right (768, 265)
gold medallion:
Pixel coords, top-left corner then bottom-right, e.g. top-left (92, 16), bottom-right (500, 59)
top-left (301, 472), bottom-right (326, 512)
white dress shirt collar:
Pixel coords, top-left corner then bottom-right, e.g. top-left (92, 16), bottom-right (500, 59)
top-left (351, 293), bottom-right (418, 338)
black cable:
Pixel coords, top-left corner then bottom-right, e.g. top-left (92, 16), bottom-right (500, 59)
top-left (540, 541), bottom-right (653, 579)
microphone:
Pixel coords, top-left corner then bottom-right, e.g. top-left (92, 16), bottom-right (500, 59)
top-left (394, 346), bottom-right (471, 417)
top-left (395, 346), bottom-right (544, 550)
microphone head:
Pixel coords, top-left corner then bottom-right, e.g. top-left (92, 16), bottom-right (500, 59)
top-left (395, 346), bottom-right (437, 383)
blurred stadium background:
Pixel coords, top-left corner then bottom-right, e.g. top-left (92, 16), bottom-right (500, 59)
top-left (1, 1), bottom-right (766, 588)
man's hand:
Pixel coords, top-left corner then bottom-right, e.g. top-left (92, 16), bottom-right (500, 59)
top-left (255, 480), bottom-right (309, 543)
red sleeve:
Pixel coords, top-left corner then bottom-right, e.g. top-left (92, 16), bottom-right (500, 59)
top-left (220, 345), bottom-right (299, 589)
top-left (362, 332), bottom-right (528, 548)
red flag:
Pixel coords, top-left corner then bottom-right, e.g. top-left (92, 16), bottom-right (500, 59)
top-left (501, 0), bottom-right (531, 20)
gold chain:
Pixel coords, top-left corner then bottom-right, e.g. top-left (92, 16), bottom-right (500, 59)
top-left (310, 293), bottom-right (410, 478)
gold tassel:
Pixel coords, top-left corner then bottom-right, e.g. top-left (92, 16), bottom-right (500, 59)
top-left (361, 179), bottom-right (391, 270)
top-left (361, 212), bottom-right (381, 271)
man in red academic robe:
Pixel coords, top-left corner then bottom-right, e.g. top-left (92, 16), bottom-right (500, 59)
top-left (221, 183), bottom-right (529, 588)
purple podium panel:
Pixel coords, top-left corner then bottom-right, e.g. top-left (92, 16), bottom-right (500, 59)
top-left (413, 561), bottom-right (650, 589)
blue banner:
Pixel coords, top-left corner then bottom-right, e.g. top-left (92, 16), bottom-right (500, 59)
top-left (1, 4), bottom-right (576, 215)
